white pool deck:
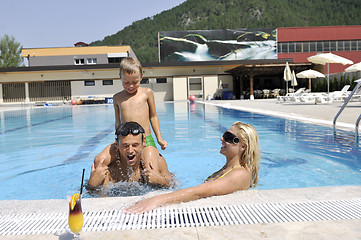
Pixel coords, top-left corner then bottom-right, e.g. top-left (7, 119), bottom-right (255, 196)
top-left (0, 99), bottom-right (360, 239)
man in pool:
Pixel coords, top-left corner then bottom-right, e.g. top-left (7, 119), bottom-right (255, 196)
top-left (88, 122), bottom-right (173, 188)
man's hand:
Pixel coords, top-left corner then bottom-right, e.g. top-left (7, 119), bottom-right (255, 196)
top-left (88, 159), bottom-right (109, 187)
top-left (141, 161), bottom-right (169, 186)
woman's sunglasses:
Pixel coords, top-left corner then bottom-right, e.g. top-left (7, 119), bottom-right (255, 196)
top-left (222, 131), bottom-right (240, 144)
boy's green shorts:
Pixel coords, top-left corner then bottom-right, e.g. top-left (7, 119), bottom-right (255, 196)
top-left (145, 135), bottom-right (157, 148)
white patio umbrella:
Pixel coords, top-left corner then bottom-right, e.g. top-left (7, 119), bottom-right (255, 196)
top-left (345, 61), bottom-right (361, 79)
top-left (291, 70), bottom-right (298, 90)
top-left (345, 62), bottom-right (361, 72)
top-left (307, 52), bottom-right (353, 94)
top-left (283, 62), bottom-right (292, 93)
top-left (296, 69), bottom-right (325, 92)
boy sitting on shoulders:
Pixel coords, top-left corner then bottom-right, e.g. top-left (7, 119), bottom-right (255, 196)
top-left (92, 57), bottom-right (171, 187)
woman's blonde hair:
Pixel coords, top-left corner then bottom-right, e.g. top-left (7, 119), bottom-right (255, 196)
top-left (120, 57), bottom-right (143, 77)
top-left (232, 121), bottom-right (260, 187)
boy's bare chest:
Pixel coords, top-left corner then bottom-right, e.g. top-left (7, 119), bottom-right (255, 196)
top-left (119, 96), bottom-right (149, 115)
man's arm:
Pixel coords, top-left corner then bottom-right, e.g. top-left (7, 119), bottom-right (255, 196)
top-left (88, 143), bottom-right (115, 187)
top-left (88, 159), bottom-right (109, 187)
top-left (147, 89), bottom-right (167, 150)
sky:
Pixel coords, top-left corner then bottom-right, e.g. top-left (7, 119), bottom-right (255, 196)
top-left (0, 0), bottom-right (187, 49)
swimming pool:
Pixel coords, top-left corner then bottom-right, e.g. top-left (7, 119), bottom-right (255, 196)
top-left (0, 102), bottom-right (360, 200)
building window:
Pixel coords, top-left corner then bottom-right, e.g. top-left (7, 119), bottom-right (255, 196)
top-left (74, 58), bottom-right (85, 65)
top-left (189, 77), bottom-right (202, 90)
top-left (309, 42), bottom-right (316, 52)
top-left (156, 78), bottom-right (167, 83)
top-left (323, 41), bottom-right (330, 52)
top-left (84, 80), bottom-right (95, 86)
top-left (351, 40), bottom-right (357, 51)
top-left (303, 42), bottom-right (310, 52)
top-left (108, 57), bottom-right (124, 63)
top-left (289, 42), bottom-right (295, 53)
top-left (280, 42), bottom-right (288, 53)
top-left (103, 80), bottom-right (113, 85)
top-left (141, 78), bottom-right (149, 84)
top-left (278, 39), bottom-right (361, 53)
top-left (87, 58), bottom-right (97, 64)
top-left (337, 41), bottom-right (344, 51)
top-left (330, 41), bottom-right (337, 51)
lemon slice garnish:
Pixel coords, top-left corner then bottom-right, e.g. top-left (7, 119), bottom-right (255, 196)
top-left (70, 193), bottom-right (80, 210)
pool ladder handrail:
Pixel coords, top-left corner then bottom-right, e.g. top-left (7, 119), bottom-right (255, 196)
top-left (333, 78), bottom-right (361, 142)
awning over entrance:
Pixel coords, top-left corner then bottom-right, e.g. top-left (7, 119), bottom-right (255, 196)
top-left (225, 59), bottom-right (312, 99)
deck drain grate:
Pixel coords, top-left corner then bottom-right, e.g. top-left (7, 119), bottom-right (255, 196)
top-left (1, 199), bottom-right (360, 235)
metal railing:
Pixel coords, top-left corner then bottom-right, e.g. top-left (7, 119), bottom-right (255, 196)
top-left (333, 79), bottom-right (361, 142)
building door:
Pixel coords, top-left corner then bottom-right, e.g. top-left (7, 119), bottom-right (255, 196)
top-left (188, 77), bottom-right (203, 99)
top-left (29, 80), bottom-right (71, 101)
top-left (2, 83), bottom-right (26, 103)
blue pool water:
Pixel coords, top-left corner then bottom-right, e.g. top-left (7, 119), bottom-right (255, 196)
top-left (0, 102), bottom-right (360, 200)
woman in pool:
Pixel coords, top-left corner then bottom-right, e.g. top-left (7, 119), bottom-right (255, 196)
top-left (125, 121), bottom-right (260, 214)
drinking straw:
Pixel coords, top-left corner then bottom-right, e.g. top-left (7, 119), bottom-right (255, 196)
top-left (80, 168), bottom-right (85, 195)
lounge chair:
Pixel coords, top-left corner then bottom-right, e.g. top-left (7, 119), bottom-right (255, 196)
top-left (329, 85), bottom-right (350, 102)
top-left (277, 88), bottom-right (306, 103)
top-left (298, 92), bottom-right (333, 104)
top-left (343, 87), bottom-right (361, 102)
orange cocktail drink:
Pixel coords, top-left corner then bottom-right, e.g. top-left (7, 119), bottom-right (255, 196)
top-left (68, 193), bottom-right (84, 235)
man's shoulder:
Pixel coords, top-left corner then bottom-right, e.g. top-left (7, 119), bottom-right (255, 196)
top-left (107, 143), bottom-right (120, 163)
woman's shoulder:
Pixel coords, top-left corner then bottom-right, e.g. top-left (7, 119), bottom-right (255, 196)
top-left (225, 166), bottom-right (251, 190)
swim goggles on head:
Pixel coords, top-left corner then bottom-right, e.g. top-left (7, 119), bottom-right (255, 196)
top-left (222, 131), bottom-right (240, 144)
top-left (117, 122), bottom-right (145, 136)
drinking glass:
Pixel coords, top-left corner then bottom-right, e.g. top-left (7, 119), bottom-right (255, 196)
top-left (68, 193), bottom-right (84, 238)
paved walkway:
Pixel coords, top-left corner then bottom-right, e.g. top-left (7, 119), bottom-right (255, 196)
top-left (204, 99), bottom-right (360, 131)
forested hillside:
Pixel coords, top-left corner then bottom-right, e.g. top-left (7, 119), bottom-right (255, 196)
top-left (90, 0), bottom-right (361, 63)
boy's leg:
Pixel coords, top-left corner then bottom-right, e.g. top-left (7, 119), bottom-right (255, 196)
top-left (145, 135), bottom-right (157, 148)
top-left (142, 145), bottom-right (160, 169)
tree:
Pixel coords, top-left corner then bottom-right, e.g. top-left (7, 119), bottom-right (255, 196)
top-left (0, 34), bottom-right (23, 68)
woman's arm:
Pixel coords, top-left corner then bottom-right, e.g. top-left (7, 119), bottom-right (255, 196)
top-left (125, 169), bottom-right (249, 214)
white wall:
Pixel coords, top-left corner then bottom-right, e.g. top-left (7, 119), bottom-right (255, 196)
top-left (219, 75), bottom-right (233, 91)
top-left (141, 78), bottom-right (173, 102)
top-left (203, 75), bottom-right (218, 99)
top-left (71, 79), bottom-right (122, 99)
top-left (0, 84), bottom-right (3, 104)
top-left (173, 77), bottom-right (188, 100)
top-left (217, 75), bottom-right (233, 99)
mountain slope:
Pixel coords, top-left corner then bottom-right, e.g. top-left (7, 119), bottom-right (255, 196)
top-left (90, 0), bottom-right (361, 63)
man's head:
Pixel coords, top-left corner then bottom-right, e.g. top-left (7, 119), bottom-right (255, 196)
top-left (115, 122), bottom-right (145, 167)
top-left (119, 57), bottom-right (142, 95)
